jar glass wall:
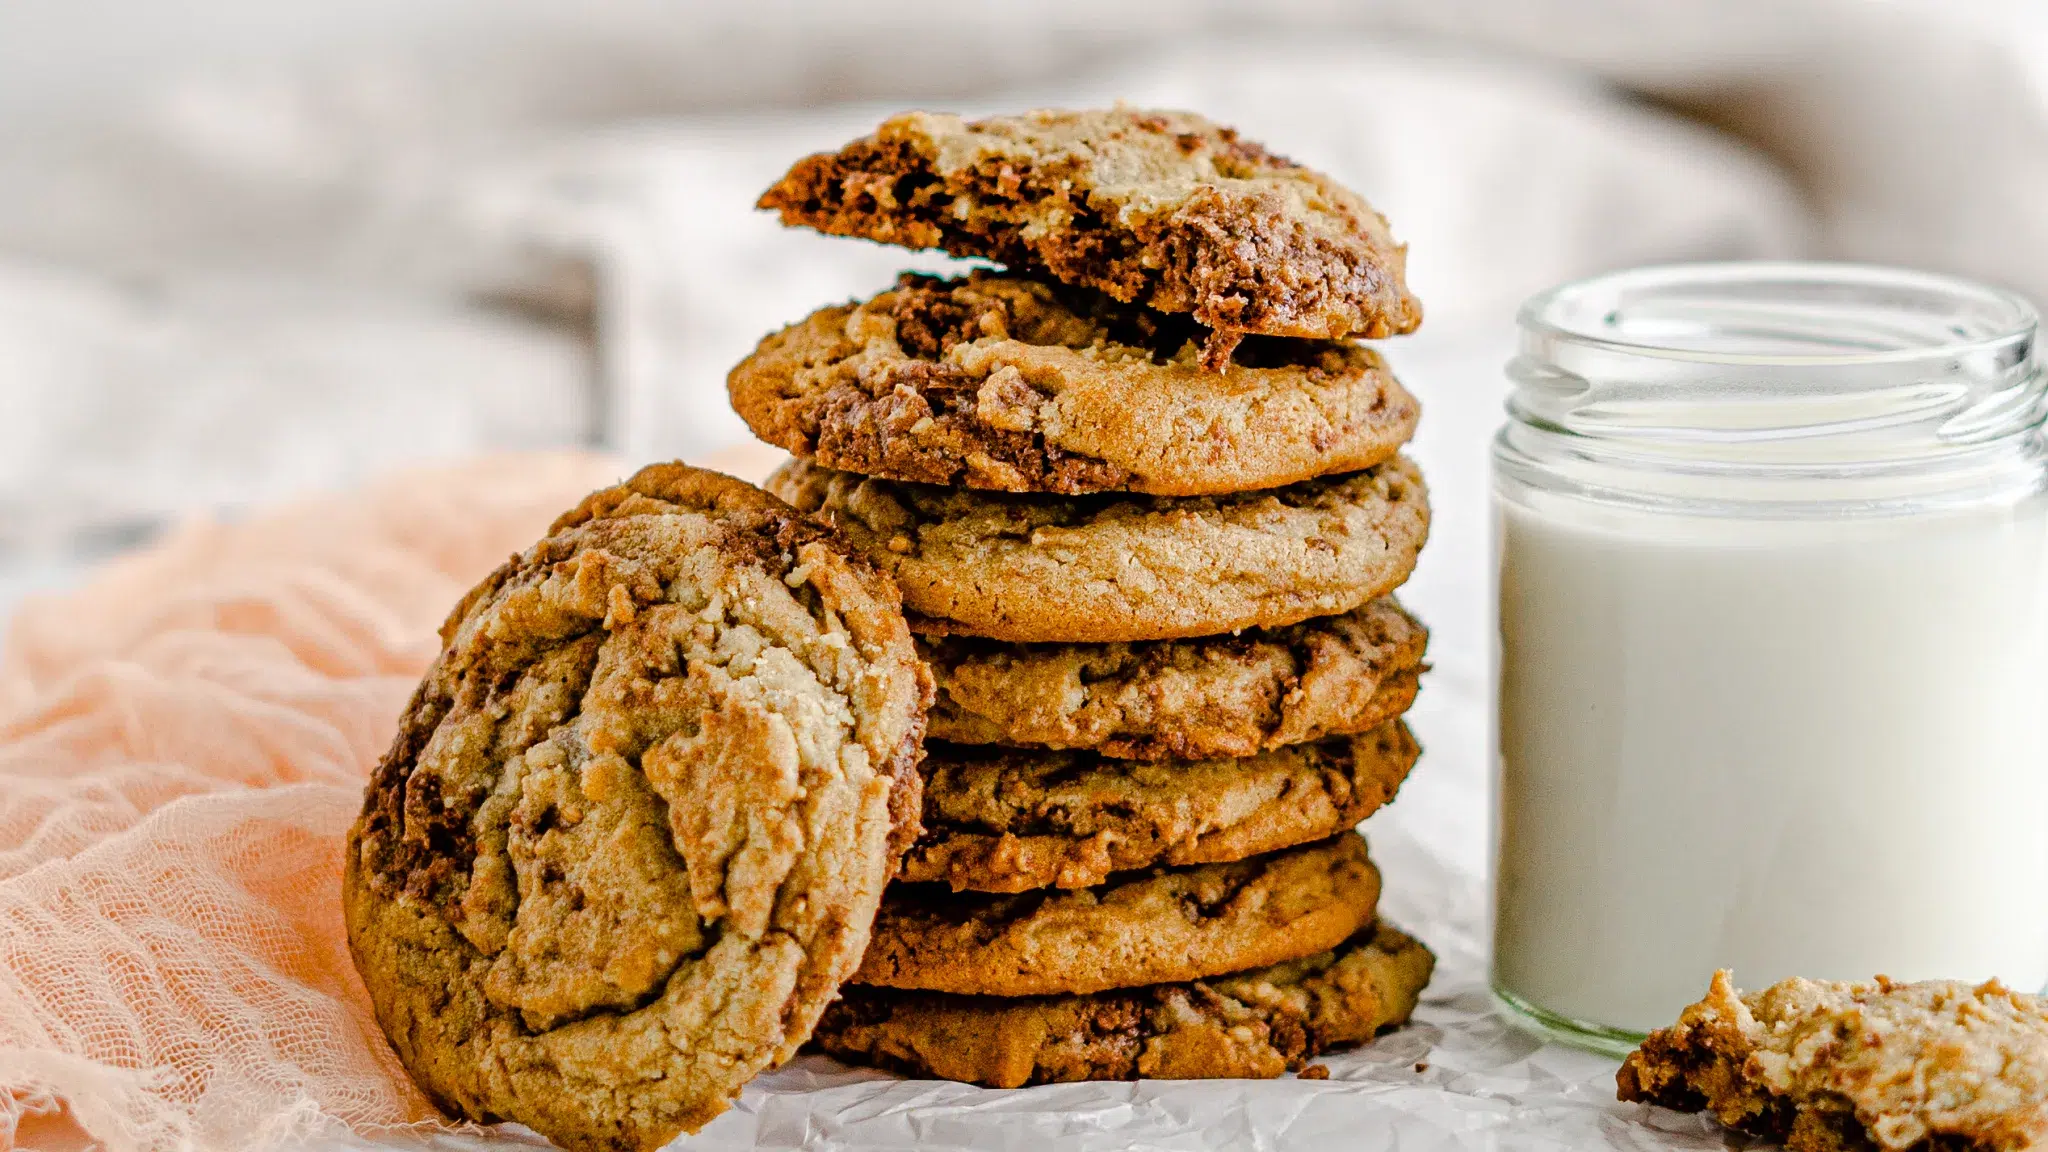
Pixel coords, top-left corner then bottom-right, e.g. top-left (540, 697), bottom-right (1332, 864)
top-left (1490, 263), bottom-right (2048, 1055)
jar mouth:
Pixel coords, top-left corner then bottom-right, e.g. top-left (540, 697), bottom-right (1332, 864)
top-left (1502, 262), bottom-right (2048, 515)
top-left (1519, 262), bottom-right (2037, 368)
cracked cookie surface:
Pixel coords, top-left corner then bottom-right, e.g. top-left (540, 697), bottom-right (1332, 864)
top-left (815, 921), bottom-right (1433, 1086)
top-left (1619, 970), bottom-right (2048, 1152)
top-left (729, 271), bottom-right (1417, 496)
top-left (923, 597), bottom-right (1426, 759)
top-left (854, 832), bottom-right (1379, 997)
top-left (767, 458), bottom-right (1428, 643)
top-left (902, 723), bottom-right (1418, 893)
top-left (342, 464), bottom-right (931, 1152)
top-left (759, 107), bottom-right (1421, 358)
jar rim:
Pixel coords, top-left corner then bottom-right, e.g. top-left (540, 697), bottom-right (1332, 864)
top-left (1518, 261), bottom-right (2039, 368)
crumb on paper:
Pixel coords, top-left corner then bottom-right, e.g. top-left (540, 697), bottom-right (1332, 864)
top-left (1618, 969), bottom-right (2048, 1151)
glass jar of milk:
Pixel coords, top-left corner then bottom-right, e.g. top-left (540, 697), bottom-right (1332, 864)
top-left (1491, 262), bottom-right (2048, 1055)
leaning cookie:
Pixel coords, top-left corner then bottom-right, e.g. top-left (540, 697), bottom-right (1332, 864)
top-left (767, 457), bottom-right (1429, 643)
top-left (342, 464), bottom-right (931, 1152)
top-left (730, 271), bottom-right (1418, 496)
top-left (923, 597), bottom-right (1427, 759)
top-left (760, 107), bottom-right (1422, 361)
top-left (1619, 970), bottom-right (2048, 1152)
top-left (902, 724), bottom-right (1418, 893)
top-left (815, 922), bottom-right (1435, 1087)
top-left (855, 832), bottom-right (1380, 998)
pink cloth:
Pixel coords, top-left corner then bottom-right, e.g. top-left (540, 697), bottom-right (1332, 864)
top-left (0, 452), bottom-right (637, 1151)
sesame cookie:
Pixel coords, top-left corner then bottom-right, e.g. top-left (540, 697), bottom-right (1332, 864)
top-left (814, 921), bottom-right (1434, 1087)
top-left (759, 107), bottom-right (1421, 364)
top-left (902, 723), bottom-right (1418, 893)
top-left (342, 464), bottom-right (931, 1152)
top-left (1619, 970), bottom-right (2048, 1152)
top-left (922, 597), bottom-right (1426, 759)
top-left (853, 832), bottom-right (1380, 997)
top-left (729, 271), bottom-right (1418, 496)
top-left (767, 458), bottom-right (1429, 644)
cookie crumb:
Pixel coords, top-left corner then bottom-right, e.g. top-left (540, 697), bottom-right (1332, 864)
top-left (1199, 328), bottom-right (1245, 372)
top-left (1413, 1061), bottom-right (1429, 1074)
top-left (1619, 970), bottom-right (2048, 1152)
top-left (1298, 1064), bottom-right (1331, 1080)
top-left (602, 582), bottom-right (637, 628)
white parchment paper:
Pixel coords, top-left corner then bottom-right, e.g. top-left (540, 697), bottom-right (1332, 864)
top-left (662, 816), bottom-right (1734, 1152)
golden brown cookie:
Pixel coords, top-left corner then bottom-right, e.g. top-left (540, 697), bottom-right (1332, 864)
top-left (854, 832), bottom-right (1380, 997)
top-left (814, 921), bottom-right (1434, 1087)
top-left (729, 271), bottom-right (1418, 496)
top-left (901, 723), bottom-right (1418, 893)
top-left (759, 108), bottom-right (1421, 363)
top-left (767, 458), bottom-right (1428, 644)
top-left (1619, 970), bottom-right (2048, 1152)
top-left (923, 597), bottom-right (1427, 759)
top-left (342, 464), bottom-right (932, 1152)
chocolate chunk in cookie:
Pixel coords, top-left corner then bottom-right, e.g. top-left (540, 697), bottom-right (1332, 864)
top-left (1619, 970), bottom-right (2048, 1152)
top-left (815, 921), bottom-right (1434, 1087)
top-left (854, 832), bottom-right (1380, 997)
top-left (730, 271), bottom-right (1417, 496)
top-left (902, 723), bottom-right (1419, 893)
top-left (343, 464), bottom-right (931, 1152)
top-left (923, 597), bottom-right (1426, 759)
top-left (767, 457), bottom-right (1429, 644)
top-left (760, 108), bottom-right (1422, 362)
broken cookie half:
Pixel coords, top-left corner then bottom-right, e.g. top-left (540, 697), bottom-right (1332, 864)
top-left (1619, 969), bottom-right (2048, 1152)
top-left (759, 107), bottom-right (1422, 364)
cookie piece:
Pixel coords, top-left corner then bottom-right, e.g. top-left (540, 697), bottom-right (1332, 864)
top-left (815, 921), bottom-right (1433, 1087)
top-left (729, 270), bottom-right (1418, 496)
top-left (902, 723), bottom-right (1418, 893)
top-left (759, 108), bottom-right (1422, 362)
top-left (342, 464), bottom-right (932, 1152)
top-left (767, 458), bottom-right (1428, 644)
top-left (1618, 971), bottom-right (2048, 1152)
top-left (923, 597), bottom-right (1426, 759)
top-left (854, 832), bottom-right (1379, 997)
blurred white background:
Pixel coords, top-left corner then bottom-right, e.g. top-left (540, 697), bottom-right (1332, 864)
top-left (3, 0), bottom-right (2046, 674)
top-left (4, 0), bottom-right (2043, 533)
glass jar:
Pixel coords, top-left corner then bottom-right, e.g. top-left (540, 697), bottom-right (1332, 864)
top-left (1490, 262), bottom-right (2048, 1055)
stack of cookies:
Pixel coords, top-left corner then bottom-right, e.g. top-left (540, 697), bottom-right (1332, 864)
top-left (732, 108), bottom-right (1438, 1086)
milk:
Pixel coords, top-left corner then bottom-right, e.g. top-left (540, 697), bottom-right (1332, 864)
top-left (1493, 490), bottom-right (2048, 1035)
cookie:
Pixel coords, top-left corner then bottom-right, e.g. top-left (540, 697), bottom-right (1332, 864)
top-left (342, 464), bottom-right (932, 1152)
top-left (853, 832), bottom-right (1379, 997)
top-left (767, 458), bottom-right (1429, 644)
top-left (814, 921), bottom-right (1433, 1087)
top-left (728, 271), bottom-right (1418, 496)
top-left (759, 108), bottom-right (1421, 364)
top-left (923, 597), bottom-right (1426, 759)
top-left (901, 723), bottom-right (1418, 893)
top-left (1619, 970), bottom-right (2048, 1152)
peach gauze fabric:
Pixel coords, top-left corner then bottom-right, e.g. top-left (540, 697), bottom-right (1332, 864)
top-left (0, 452), bottom-right (651, 1151)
